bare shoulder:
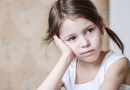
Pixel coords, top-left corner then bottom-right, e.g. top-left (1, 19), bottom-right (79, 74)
top-left (107, 57), bottom-right (129, 76)
top-left (115, 57), bottom-right (130, 86)
top-left (100, 57), bottom-right (129, 90)
top-left (115, 57), bottom-right (129, 68)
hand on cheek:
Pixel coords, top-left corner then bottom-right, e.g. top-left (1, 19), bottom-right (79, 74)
top-left (53, 35), bottom-right (76, 59)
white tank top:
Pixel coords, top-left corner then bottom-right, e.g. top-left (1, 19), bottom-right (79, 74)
top-left (62, 50), bottom-right (130, 90)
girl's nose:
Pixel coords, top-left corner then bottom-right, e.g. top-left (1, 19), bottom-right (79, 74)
top-left (80, 36), bottom-right (90, 48)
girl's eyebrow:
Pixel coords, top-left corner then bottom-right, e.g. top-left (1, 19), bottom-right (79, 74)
top-left (82, 24), bottom-right (95, 32)
top-left (82, 24), bottom-right (94, 31)
top-left (63, 33), bottom-right (76, 38)
top-left (63, 24), bottom-right (95, 38)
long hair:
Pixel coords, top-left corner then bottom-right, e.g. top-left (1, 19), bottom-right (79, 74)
top-left (44, 0), bottom-right (124, 53)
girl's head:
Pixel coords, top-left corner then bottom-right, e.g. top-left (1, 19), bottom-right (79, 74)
top-left (59, 17), bottom-right (103, 62)
top-left (45, 0), bottom-right (104, 41)
top-left (44, 0), bottom-right (124, 59)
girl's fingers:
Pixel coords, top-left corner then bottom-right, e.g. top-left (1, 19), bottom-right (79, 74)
top-left (53, 35), bottom-right (76, 59)
top-left (53, 35), bottom-right (63, 46)
top-left (53, 35), bottom-right (66, 49)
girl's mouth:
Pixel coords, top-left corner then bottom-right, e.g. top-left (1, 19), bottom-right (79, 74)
top-left (80, 50), bottom-right (94, 57)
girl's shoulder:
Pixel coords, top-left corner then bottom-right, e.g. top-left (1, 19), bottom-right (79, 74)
top-left (104, 49), bottom-right (130, 78)
top-left (104, 50), bottom-right (129, 66)
top-left (102, 49), bottom-right (130, 74)
top-left (101, 50), bottom-right (130, 89)
top-left (102, 56), bottom-right (129, 90)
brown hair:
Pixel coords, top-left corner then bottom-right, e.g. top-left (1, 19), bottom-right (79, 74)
top-left (44, 0), bottom-right (124, 53)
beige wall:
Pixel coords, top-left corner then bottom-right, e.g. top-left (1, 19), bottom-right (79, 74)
top-left (0, 0), bottom-right (109, 90)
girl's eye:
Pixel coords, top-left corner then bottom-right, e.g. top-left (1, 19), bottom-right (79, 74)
top-left (84, 28), bottom-right (95, 34)
top-left (67, 36), bottom-right (76, 41)
top-left (88, 28), bottom-right (94, 32)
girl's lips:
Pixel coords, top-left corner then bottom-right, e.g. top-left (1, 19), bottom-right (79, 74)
top-left (81, 50), bottom-right (94, 57)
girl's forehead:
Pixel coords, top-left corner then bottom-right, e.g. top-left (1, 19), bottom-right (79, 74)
top-left (59, 18), bottom-right (94, 38)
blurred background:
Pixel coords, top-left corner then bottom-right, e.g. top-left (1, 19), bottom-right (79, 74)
top-left (0, 0), bottom-right (129, 90)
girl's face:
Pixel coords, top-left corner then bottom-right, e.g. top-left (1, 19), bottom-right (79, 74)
top-left (59, 18), bottom-right (103, 63)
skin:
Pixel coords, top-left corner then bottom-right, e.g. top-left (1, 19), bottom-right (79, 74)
top-left (59, 18), bottom-right (103, 65)
top-left (59, 18), bottom-right (130, 90)
top-left (59, 17), bottom-right (106, 85)
top-left (37, 17), bottom-right (130, 90)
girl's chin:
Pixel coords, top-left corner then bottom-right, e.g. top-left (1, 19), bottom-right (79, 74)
top-left (78, 53), bottom-right (100, 62)
top-left (76, 50), bottom-right (101, 61)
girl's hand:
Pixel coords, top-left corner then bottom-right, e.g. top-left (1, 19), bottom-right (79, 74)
top-left (53, 35), bottom-right (76, 61)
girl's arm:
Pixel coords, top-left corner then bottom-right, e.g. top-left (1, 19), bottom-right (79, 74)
top-left (37, 35), bottom-right (75, 90)
top-left (100, 57), bottom-right (129, 90)
top-left (37, 53), bottom-right (72, 90)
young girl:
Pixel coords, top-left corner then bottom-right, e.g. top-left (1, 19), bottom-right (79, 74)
top-left (38, 0), bottom-right (130, 90)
